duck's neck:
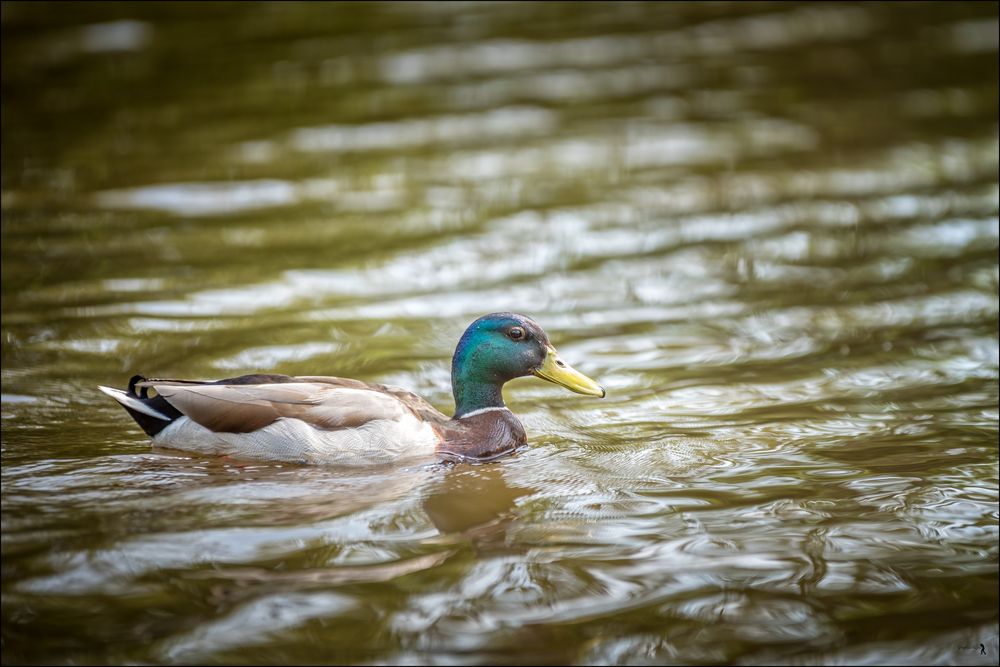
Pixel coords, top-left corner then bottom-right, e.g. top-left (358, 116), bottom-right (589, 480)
top-left (451, 326), bottom-right (514, 418)
top-left (452, 373), bottom-right (505, 418)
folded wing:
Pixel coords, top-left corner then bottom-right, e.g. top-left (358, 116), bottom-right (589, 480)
top-left (139, 380), bottom-right (414, 433)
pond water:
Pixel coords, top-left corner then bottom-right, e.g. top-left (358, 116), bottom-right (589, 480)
top-left (2, 2), bottom-right (998, 664)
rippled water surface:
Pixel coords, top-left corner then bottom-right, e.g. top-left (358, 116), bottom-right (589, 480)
top-left (2, 2), bottom-right (998, 664)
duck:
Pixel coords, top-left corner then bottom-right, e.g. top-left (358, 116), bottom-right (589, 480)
top-left (98, 312), bottom-right (605, 465)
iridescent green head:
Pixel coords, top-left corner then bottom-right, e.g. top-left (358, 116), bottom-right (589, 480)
top-left (450, 312), bottom-right (605, 418)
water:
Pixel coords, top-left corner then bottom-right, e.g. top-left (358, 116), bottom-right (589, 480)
top-left (2, 2), bottom-right (998, 664)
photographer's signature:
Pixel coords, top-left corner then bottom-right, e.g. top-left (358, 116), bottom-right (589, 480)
top-left (957, 643), bottom-right (987, 656)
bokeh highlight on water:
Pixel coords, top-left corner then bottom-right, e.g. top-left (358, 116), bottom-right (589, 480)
top-left (2, 2), bottom-right (998, 664)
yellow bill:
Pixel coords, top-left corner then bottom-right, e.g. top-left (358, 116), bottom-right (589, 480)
top-left (532, 346), bottom-right (606, 398)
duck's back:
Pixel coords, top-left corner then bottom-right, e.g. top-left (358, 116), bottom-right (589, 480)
top-left (100, 374), bottom-right (448, 465)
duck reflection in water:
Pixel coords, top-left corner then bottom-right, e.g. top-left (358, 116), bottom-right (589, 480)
top-left (423, 462), bottom-right (531, 538)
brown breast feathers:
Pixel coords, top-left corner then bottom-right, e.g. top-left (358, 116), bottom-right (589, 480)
top-left (436, 409), bottom-right (527, 462)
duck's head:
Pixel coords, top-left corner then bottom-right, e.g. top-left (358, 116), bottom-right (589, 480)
top-left (451, 312), bottom-right (604, 418)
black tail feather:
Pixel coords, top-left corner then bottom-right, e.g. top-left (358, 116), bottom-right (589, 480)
top-left (122, 374), bottom-right (184, 437)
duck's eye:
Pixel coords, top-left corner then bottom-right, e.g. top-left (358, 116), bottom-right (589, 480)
top-left (508, 326), bottom-right (525, 340)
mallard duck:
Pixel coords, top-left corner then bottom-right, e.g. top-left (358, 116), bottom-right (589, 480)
top-left (98, 312), bottom-right (605, 465)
